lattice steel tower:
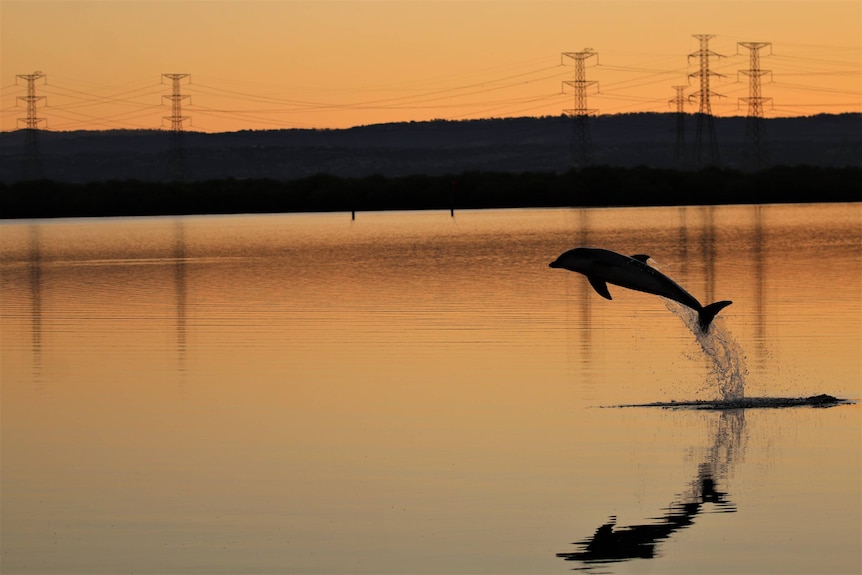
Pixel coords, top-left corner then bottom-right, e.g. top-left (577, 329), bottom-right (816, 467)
top-left (688, 35), bottom-right (724, 168)
top-left (163, 73), bottom-right (191, 132)
top-left (162, 73), bottom-right (191, 181)
top-left (738, 42), bottom-right (772, 170)
top-left (16, 71), bottom-right (47, 179)
top-left (669, 85), bottom-right (687, 169)
top-left (562, 49), bottom-right (599, 168)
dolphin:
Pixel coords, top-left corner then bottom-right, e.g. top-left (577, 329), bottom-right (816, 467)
top-left (549, 247), bottom-right (732, 332)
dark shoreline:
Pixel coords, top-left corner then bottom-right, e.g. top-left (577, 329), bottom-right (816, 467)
top-left (2, 165), bottom-right (860, 220)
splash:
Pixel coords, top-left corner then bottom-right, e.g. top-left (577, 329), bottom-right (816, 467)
top-left (663, 299), bottom-right (747, 401)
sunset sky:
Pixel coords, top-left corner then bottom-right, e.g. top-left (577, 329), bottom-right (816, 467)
top-left (2, 0), bottom-right (860, 133)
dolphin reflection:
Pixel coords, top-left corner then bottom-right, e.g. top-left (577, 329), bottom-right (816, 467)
top-left (558, 410), bottom-right (745, 568)
top-left (557, 465), bottom-right (735, 564)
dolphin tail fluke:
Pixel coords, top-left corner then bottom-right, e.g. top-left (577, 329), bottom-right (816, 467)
top-left (698, 300), bottom-right (733, 332)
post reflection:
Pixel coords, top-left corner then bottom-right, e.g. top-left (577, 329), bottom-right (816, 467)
top-left (564, 209), bottom-right (599, 393)
top-left (702, 206), bottom-right (716, 305)
top-left (677, 207), bottom-right (689, 280)
top-left (558, 409), bottom-right (745, 569)
top-left (677, 206), bottom-right (718, 307)
top-left (753, 205), bottom-right (767, 366)
top-left (28, 224), bottom-right (43, 386)
top-left (577, 209), bottom-right (592, 366)
top-left (174, 218), bottom-right (187, 374)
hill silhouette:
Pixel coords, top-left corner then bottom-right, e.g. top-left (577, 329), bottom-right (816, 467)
top-left (1, 113), bottom-right (859, 183)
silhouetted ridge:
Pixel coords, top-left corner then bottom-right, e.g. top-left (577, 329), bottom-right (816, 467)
top-left (1, 113), bottom-right (859, 184)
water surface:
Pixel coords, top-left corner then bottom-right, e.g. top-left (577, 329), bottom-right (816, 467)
top-left (1, 204), bottom-right (860, 574)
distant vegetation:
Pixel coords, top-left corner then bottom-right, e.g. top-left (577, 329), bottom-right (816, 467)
top-left (2, 114), bottom-right (860, 184)
top-left (2, 166), bottom-right (859, 219)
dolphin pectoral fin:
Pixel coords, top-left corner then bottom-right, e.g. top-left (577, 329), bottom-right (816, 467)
top-left (630, 254), bottom-right (651, 263)
top-left (698, 300), bottom-right (733, 332)
top-left (588, 276), bottom-right (613, 300)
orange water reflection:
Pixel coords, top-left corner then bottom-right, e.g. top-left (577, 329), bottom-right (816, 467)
top-left (1, 204), bottom-right (859, 574)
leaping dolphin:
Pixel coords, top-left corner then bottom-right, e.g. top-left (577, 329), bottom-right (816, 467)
top-left (549, 247), bottom-right (732, 333)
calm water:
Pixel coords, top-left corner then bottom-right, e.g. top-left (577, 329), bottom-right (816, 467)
top-left (1, 204), bottom-right (860, 575)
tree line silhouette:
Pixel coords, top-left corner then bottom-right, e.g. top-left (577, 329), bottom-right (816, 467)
top-left (2, 165), bottom-right (859, 219)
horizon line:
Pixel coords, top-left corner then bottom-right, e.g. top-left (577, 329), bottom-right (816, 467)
top-left (2, 110), bottom-right (860, 136)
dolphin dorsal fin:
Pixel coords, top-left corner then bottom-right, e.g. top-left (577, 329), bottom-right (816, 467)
top-left (630, 254), bottom-right (651, 263)
top-left (588, 276), bottom-right (613, 300)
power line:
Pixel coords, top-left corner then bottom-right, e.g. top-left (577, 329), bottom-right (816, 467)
top-left (2, 43), bottom-right (859, 133)
top-left (40, 82), bottom-right (164, 111)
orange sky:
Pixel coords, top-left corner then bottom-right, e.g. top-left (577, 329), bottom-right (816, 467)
top-left (2, 1), bottom-right (860, 133)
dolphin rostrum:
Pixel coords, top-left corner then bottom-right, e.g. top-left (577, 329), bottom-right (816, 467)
top-left (549, 247), bottom-right (732, 332)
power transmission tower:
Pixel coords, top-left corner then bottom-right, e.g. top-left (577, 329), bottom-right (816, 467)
top-left (163, 73), bottom-right (191, 132)
top-left (688, 35), bottom-right (724, 168)
top-left (162, 73), bottom-right (191, 181)
top-left (669, 85), bottom-right (687, 169)
top-left (738, 42), bottom-right (772, 170)
top-left (562, 49), bottom-right (599, 168)
top-left (16, 71), bottom-right (47, 179)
